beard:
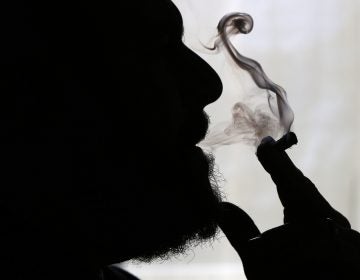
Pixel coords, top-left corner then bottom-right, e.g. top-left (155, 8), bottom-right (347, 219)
top-left (130, 147), bottom-right (224, 263)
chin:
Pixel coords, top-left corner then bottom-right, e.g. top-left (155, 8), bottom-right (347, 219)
top-left (133, 146), bottom-right (223, 262)
top-left (106, 142), bottom-right (223, 264)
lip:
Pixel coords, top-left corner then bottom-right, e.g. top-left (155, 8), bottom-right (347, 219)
top-left (180, 110), bottom-right (210, 147)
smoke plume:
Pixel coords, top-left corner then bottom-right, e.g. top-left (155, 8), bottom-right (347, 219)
top-left (199, 13), bottom-right (294, 150)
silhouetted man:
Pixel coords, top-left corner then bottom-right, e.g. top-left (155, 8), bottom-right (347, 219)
top-left (1, 1), bottom-right (359, 279)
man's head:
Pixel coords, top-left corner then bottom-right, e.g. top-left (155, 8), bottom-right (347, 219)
top-left (1, 0), bottom-right (223, 274)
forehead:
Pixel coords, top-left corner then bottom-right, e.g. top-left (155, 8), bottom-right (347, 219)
top-left (141, 1), bottom-right (184, 38)
top-left (99, 1), bottom-right (184, 45)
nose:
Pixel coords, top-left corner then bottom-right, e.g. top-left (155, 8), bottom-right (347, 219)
top-left (175, 44), bottom-right (223, 108)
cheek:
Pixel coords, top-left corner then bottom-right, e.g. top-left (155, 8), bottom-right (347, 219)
top-left (143, 59), bottom-right (185, 144)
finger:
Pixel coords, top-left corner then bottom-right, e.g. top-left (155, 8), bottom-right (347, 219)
top-left (256, 133), bottom-right (351, 228)
top-left (256, 134), bottom-right (300, 179)
top-left (257, 134), bottom-right (307, 210)
top-left (217, 202), bottom-right (261, 260)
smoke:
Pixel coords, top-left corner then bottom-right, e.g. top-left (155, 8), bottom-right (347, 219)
top-left (199, 13), bottom-right (294, 151)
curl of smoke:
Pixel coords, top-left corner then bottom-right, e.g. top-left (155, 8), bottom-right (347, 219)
top-left (200, 13), bottom-right (294, 150)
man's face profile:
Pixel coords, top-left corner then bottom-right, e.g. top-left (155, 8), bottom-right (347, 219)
top-left (2, 0), bottom-right (223, 274)
top-left (97, 0), bottom-right (224, 262)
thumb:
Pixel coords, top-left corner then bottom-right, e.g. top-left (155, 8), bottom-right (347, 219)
top-left (217, 202), bottom-right (261, 260)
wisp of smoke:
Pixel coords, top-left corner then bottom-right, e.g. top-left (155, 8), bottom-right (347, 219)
top-left (199, 13), bottom-right (294, 150)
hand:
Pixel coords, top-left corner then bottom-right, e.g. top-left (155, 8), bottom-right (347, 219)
top-left (256, 133), bottom-right (350, 226)
top-left (217, 133), bottom-right (360, 279)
